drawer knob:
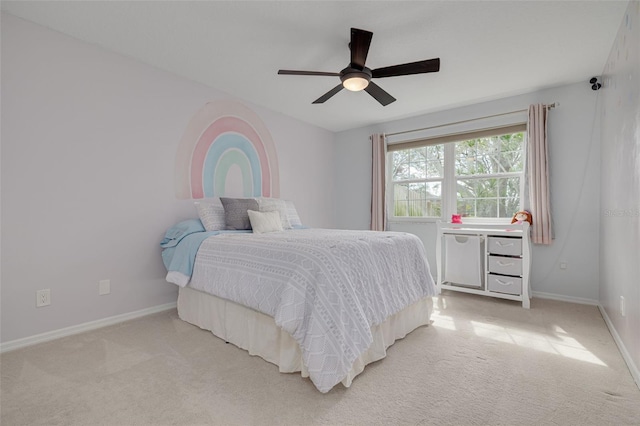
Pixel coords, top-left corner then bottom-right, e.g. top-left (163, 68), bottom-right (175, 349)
top-left (497, 260), bottom-right (515, 266)
top-left (496, 241), bottom-right (514, 247)
top-left (496, 279), bottom-right (513, 286)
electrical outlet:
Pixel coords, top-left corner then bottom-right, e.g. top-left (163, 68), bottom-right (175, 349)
top-left (36, 289), bottom-right (51, 307)
top-left (99, 279), bottom-right (111, 296)
top-left (620, 296), bottom-right (626, 317)
top-left (559, 261), bottom-right (568, 270)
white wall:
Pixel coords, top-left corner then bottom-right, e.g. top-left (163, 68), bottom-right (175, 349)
top-left (334, 82), bottom-right (602, 303)
top-left (0, 14), bottom-right (335, 343)
top-left (599, 1), bottom-right (640, 383)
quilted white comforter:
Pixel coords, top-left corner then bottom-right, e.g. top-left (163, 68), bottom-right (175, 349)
top-left (188, 228), bottom-right (436, 393)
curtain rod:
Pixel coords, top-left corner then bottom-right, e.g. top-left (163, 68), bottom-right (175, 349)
top-left (386, 102), bottom-right (559, 138)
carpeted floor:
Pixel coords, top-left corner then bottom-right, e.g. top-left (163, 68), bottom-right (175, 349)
top-left (1, 291), bottom-right (639, 426)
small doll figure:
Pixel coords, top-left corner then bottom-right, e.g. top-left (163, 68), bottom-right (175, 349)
top-left (511, 210), bottom-right (533, 226)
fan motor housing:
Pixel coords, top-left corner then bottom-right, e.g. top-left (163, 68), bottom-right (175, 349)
top-left (340, 66), bottom-right (372, 84)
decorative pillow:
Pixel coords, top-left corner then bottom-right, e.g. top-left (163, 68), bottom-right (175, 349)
top-left (256, 197), bottom-right (291, 229)
top-left (194, 199), bottom-right (226, 231)
top-left (284, 200), bottom-right (303, 228)
top-left (247, 210), bottom-right (284, 234)
top-left (220, 197), bottom-right (260, 230)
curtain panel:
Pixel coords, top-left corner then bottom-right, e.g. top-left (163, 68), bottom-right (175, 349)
top-left (371, 133), bottom-right (387, 231)
top-left (527, 104), bottom-right (553, 244)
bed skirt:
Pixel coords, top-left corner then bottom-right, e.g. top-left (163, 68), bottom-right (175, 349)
top-left (177, 286), bottom-right (433, 389)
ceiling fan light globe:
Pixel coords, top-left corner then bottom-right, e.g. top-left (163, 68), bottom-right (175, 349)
top-left (342, 76), bottom-right (369, 92)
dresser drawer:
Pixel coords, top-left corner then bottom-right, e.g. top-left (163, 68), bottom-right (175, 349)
top-left (488, 237), bottom-right (522, 256)
top-left (488, 274), bottom-right (522, 295)
top-left (488, 255), bottom-right (522, 276)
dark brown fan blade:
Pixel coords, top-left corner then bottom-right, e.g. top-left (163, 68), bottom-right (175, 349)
top-left (364, 81), bottom-right (396, 106)
top-left (278, 70), bottom-right (341, 76)
top-left (312, 84), bottom-right (344, 104)
top-left (372, 58), bottom-right (440, 78)
top-left (350, 28), bottom-right (373, 70)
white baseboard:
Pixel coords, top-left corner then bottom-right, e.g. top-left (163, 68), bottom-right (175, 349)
top-left (0, 302), bottom-right (177, 353)
top-left (532, 291), bottom-right (599, 306)
top-left (598, 305), bottom-right (640, 390)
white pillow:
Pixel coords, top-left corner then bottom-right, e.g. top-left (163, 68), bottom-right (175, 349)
top-left (256, 197), bottom-right (291, 229)
top-left (194, 200), bottom-right (226, 231)
top-left (247, 210), bottom-right (284, 234)
top-left (284, 200), bottom-right (302, 227)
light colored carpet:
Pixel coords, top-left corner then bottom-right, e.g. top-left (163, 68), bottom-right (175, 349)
top-left (2, 291), bottom-right (639, 426)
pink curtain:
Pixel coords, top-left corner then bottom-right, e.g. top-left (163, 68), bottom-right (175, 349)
top-left (527, 104), bottom-right (553, 244)
top-left (371, 133), bottom-right (387, 231)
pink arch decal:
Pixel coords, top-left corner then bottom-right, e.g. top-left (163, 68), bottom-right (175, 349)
top-left (190, 117), bottom-right (271, 199)
top-left (174, 100), bottom-right (279, 200)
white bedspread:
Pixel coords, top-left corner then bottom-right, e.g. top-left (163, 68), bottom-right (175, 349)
top-left (188, 228), bottom-right (436, 392)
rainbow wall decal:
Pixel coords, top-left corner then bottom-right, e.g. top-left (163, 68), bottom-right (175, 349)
top-left (175, 100), bottom-right (279, 199)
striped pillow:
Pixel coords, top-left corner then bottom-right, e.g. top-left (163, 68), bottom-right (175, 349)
top-left (194, 199), bottom-right (226, 231)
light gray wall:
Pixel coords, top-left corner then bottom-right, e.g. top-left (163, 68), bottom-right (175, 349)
top-left (334, 82), bottom-right (602, 303)
top-left (1, 15), bottom-right (335, 343)
top-left (599, 1), bottom-right (640, 382)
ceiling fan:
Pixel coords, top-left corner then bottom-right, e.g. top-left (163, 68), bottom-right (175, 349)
top-left (278, 28), bottom-right (440, 106)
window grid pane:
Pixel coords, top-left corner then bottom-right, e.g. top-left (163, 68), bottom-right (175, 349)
top-left (453, 133), bottom-right (524, 219)
top-left (393, 182), bottom-right (442, 217)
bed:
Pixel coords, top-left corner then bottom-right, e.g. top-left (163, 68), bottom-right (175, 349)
top-left (161, 200), bottom-right (436, 393)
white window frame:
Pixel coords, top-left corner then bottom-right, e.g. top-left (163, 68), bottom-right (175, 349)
top-left (387, 124), bottom-right (526, 224)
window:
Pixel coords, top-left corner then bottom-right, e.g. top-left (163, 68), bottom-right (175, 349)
top-left (388, 125), bottom-right (526, 221)
top-left (391, 145), bottom-right (444, 217)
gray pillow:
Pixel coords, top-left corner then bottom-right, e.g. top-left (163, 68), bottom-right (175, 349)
top-left (220, 197), bottom-right (260, 230)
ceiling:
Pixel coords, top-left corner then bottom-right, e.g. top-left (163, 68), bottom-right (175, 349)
top-left (1, 1), bottom-right (628, 132)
